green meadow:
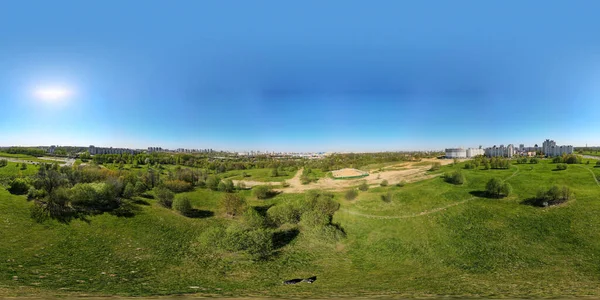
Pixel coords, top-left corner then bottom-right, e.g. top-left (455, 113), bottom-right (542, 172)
top-left (1, 159), bottom-right (600, 298)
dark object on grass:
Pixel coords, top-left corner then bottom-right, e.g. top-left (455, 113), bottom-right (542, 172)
top-left (283, 278), bottom-right (303, 285)
top-left (303, 276), bottom-right (317, 283)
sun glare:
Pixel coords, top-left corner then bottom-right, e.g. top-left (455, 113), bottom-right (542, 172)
top-left (33, 86), bottom-right (73, 102)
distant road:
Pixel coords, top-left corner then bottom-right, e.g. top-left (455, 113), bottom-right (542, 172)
top-left (582, 155), bottom-right (600, 160)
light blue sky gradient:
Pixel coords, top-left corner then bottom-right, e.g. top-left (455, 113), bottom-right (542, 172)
top-left (1, 0), bottom-right (599, 152)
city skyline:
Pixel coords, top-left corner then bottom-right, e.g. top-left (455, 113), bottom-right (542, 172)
top-left (1, 1), bottom-right (600, 151)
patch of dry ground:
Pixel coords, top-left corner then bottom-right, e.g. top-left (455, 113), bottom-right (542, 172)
top-left (267, 158), bottom-right (460, 193)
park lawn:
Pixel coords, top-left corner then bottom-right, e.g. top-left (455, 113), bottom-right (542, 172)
top-left (220, 168), bottom-right (296, 182)
top-left (2, 159), bottom-right (600, 297)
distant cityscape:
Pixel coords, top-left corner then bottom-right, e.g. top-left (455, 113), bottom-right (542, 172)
top-left (445, 139), bottom-right (575, 158)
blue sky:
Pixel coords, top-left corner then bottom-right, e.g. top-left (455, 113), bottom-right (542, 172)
top-left (1, 0), bottom-right (599, 152)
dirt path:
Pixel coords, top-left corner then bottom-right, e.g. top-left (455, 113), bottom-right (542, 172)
top-left (276, 159), bottom-right (457, 193)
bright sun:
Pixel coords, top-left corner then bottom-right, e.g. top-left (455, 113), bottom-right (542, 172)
top-left (33, 86), bottom-right (73, 102)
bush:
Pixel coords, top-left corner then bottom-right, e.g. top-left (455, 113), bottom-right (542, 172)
top-left (534, 185), bottom-right (572, 206)
top-left (0, 159), bottom-right (7, 167)
top-left (267, 204), bottom-right (301, 226)
top-left (299, 210), bottom-right (330, 228)
top-left (162, 179), bottom-right (193, 193)
top-left (445, 170), bottom-right (465, 185)
top-left (223, 179), bottom-right (235, 193)
top-left (134, 181), bottom-right (147, 195)
top-left (155, 186), bottom-right (175, 208)
top-left (429, 162), bottom-right (441, 171)
top-left (220, 225), bottom-right (273, 260)
top-left (206, 175), bottom-right (221, 191)
top-left (20, 163), bottom-right (27, 170)
top-left (530, 157), bottom-right (539, 164)
top-left (221, 193), bottom-right (246, 217)
top-left (254, 185), bottom-right (274, 199)
top-left (8, 178), bottom-right (30, 195)
top-left (464, 162), bottom-right (476, 169)
top-left (344, 189), bottom-right (358, 200)
top-left (358, 181), bottom-right (369, 191)
top-left (27, 187), bottom-right (46, 200)
top-left (122, 183), bottom-right (135, 199)
top-left (396, 181), bottom-right (406, 187)
top-left (380, 179), bottom-right (388, 187)
top-left (596, 161), bottom-right (600, 167)
top-left (217, 181), bottom-right (226, 192)
top-left (173, 197), bottom-right (193, 216)
top-left (243, 207), bottom-right (266, 229)
top-left (485, 178), bottom-right (511, 198)
top-left (556, 163), bottom-right (568, 170)
top-left (381, 191), bottom-right (393, 202)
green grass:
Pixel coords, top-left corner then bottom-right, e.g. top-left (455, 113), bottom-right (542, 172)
top-left (0, 152), bottom-right (59, 164)
top-left (220, 168), bottom-right (297, 182)
top-left (2, 159), bottom-right (600, 297)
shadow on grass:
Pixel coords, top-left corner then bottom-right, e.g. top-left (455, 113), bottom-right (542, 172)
top-left (468, 190), bottom-right (506, 199)
top-left (140, 193), bottom-right (154, 199)
top-left (185, 209), bottom-right (214, 218)
top-left (272, 228), bottom-right (300, 250)
top-left (260, 190), bottom-right (282, 200)
top-left (253, 204), bottom-right (274, 217)
top-left (131, 198), bottom-right (151, 206)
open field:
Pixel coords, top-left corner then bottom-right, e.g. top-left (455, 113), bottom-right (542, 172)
top-left (1, 158), bottom-right (600, 298)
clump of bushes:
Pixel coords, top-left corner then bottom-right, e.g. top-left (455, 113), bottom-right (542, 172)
top-left (429, 162), bottom-right (441, 171)
top-left (358, 181), bottom-right (369, 191)
top-left (155, 186), bottom-right (175, 208)
top-left (444, 170), bottom-right (465, 185)
top-left (485, 178), bottom-right (512, 198)
top-left (380, 179), bottom-right (388, 187)
top-left (0, 159), bottom-right (7, 167)
top-left (532, 185), bottom-right (573, 207)
top-left (556, 163), bottom-right (568, 170)
top-left (162, 179), bottom-right (192, 193)
top-left (396, 181), bottom-right (406, 187)
top-left (173, 197), bottom-right (193, 216)
top-left (8, 178), bottom-right (30, 195)
top-left (254, 185), bottom-right (276, 199)
top-left (596, 161), bottom-right (600, 167)
top-left (345, 189), bottom-right (358, 200)
top-left (221, 193), bottom-right (246, 217)
top-left (380, 191), bottom-right (393, 203)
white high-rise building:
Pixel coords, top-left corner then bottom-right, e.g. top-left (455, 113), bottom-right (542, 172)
top-left (484, 144), bottom-right (515, 158)
top-left (542, 139), bottom-right (574, 157)
top-left (445, 147), bottom-right (484, 158)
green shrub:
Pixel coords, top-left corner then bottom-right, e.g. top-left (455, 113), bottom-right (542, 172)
top-left (429, 162), bottom-right (441, 171)
top-left (223, 179), bottom-right (235, 193)
top-left (173, 197), bottom-right (193, 216)
top-left (485, 178), bottom-right (511, 198)
top-left (8, 178), bottom-right (30, 195)
top-left (243, 207), bottom-right (266, 229)
top-left (155, 186), bottom-right (175, 208)
top-left (299, 210), bottom-right (330, 228)
top-left (122, 182), bottom-right (135, 199)
top-left (534, 185), bottom-right (572, 206)
top-left (163, 179), bottom-right (192, 193)
top-left (445, 170), bottom-right (465, 185)
top-left (380, 179), bottom-right (388, 187)
top-left (0, 159), bottom-right (7, 167)
top-left (396, 181), bottom-right (406, 187)
top-left (358, 181), bottom-right (369, 191)
top-left (221, 193), bottom-right (246, 217)
top-left (206, 175), bottom-right (221, 191)
top-left (344, 189), bottom-right (358, 200)
top-left (254, 185), bottom-right (274, 199)
top-left (381, 191), bottom-right (393, 202)
top-left (556, 163), bottom-right (568, 170)
top-left (267, 204), bottom-right (300, 226)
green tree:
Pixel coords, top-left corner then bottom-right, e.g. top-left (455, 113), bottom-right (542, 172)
top-left (270, 168), bottom-right (279, 177)
top-left (206, 175), bottom-right (221, 191)
top-left (221, 193), bottom-right (246, 217)
top-left (173, 197), bottom-right (193, 216)
top-left (8, 178), bottom-right (30, 195)
top-left (254, 185), bottom-right (273, 199)
top-left (20, 163), bottom-right (27, 170)
top-left (122, 182), bottom-right (135, 199)
top-left (155, 187), bottom-right (174, 208)
top-left (485, 178), bottom-right (511, 198)
top-left (223, 179), bottom-right (235, 193)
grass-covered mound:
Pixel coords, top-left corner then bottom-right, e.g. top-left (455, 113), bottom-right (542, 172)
top-left (1, 159), bottom-right (600, 298)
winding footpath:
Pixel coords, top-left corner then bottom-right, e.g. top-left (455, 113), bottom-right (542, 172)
top-left (340, 165), bottom-right (521, 220)
top-left (575, 165), bottom-right (600, 187)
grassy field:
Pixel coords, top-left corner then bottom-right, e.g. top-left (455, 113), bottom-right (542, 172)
top-left (0, 152), bottom-right (60, 164)
top-left (220, 168), bottom-right (297, 182)
top-left (2, 159), bottom-right (600, 297)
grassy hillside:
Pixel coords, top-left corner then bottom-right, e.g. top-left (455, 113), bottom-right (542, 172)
top-left (1, 159), bottom-right (600, 297)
